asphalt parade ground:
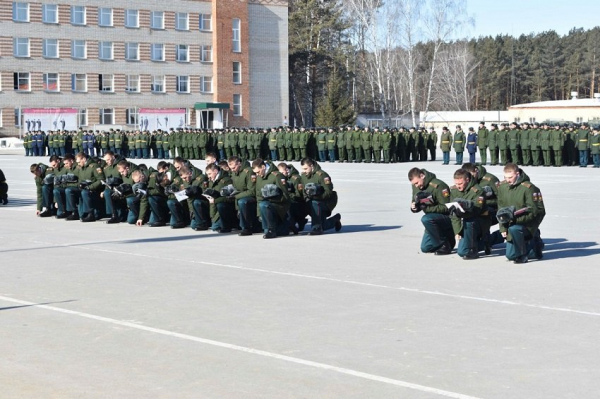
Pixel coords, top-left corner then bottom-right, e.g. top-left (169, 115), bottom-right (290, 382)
top-left (1, 153), bottom-right (600, 399)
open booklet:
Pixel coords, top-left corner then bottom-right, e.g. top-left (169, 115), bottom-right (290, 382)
top-left (174, 190), bottom-right (188, 202)
top-left (444, 201), bottom-right (465, 213)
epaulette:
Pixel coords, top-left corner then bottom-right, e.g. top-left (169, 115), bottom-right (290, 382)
top-left (470, 186), bottom-right (480, 193)
top-left (316, 171), bottom-right (323, 176)
top-left (450, 185), bottom-right (456, 190)
top-left (482, 176), bottom-right (491, 181)
top-left (195, 176), bottom-right (202, 181)
top-left (521, 182), bottom-right (532, 188)
top-left (430, 182), bottom-right (438, 188)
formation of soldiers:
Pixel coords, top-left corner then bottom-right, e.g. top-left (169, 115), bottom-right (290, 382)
top-left (30, 151), bottom-right (342, 239)
top-left (22, 125), bottom-right (440, 164)
top-left (449, 121), bottom-right (600, 168)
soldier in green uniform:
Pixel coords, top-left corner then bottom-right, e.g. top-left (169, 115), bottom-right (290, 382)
top-left (227, 155), bottom-right (259, 235)
top-left (453, 125), bottom-right (465, 165)
top-left (204, 163), bottom-right (236, 233)
top-left (508, 122), bottom-right (521, 164)
top-left (351, 126), bottom-right (362, 162)
top-left (519, 122), bottom-right (531, 166)
top-left (69, 152), bottom-right (106, 221)
top-left (336, 127), bottom-right (347, 162)
top-left (539, 123), bottom-right (552, 166)
top-left (439, 127), bottom-right (452, 165)
top-left (529, 122), bottom-right (541, 166)
top-left (268, 127), bottom-right (278, 160)
top-left (326, 127), bottom-right (337, 162)
top-left (448, 168), bottom-right (488, 259)
top-left (497, 123), bottom-right (509, 165)
top-left (576, 123), bottom-right (591, 167)
top-left (316, 128), bottom-right (327, 162)
top-left (497, 163), bottom-right (545, 263)
top-left (361, 127), bottom-right (373, 163)
top-left (198, 129), bottom-right (209, 159)
top-left (52, 154), bottom-right (79, 218)
top-left (238, 128), bottom-right (248, 161)
top-left (591, 125), bottom-right (600, 168)
top-left (408, 167), bottom-right (454, 254)
top-left (275, 127), bottom-right (286, 161)
top-left (372, 127), bottom-right (383, 163)
top-left (30, 159), bottom-right (58, 216)
top-left (344, 126), bottom-right (355, 162)
top-left (551, 124), bottom-right (565, 166)
top-left (299, 127), bottom-right (310, 159)
top-left (284, 127), bottom-right (293, 161)
top-left (477, 122), bottom-right (489, 165)
top-left (564, 124), bottom-right (578, 166)
top-left (299, 157), bottom-right (341, 235)
top-left (381, 127), bottom-right (392, 163)
top-left (290, 127), bottom-right (301, 161)
top-left (177, 165), bottom-right (211, 230)
top-left (251, 158), bottom-right (291, 238)
top-left (417, 127), bottom-right (427, 161)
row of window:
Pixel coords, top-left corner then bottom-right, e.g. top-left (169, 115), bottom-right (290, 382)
top-left (11, 73), bottom-right (222, 93)
top-left (13, 38), bottom-right (215, 63)
top-left (11, 97), bottom-right (243, 128)
top-left (12, 3), bottom-right (242, 52)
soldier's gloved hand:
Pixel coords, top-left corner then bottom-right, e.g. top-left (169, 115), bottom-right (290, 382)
top-left (185, 186), bottom-right (200, 197)
top-left (43, 174), bottom-right (55, 185)
top-left (78, 181), bottom-right (90, 190)
top-left (53, 175), bottom-right (62, 186)
top-left (117, 184), bottom-right (133, 197)
top-left (481, 186), bottom-right (495, 199)
top-left (111, 190), bottom-right (123, 200)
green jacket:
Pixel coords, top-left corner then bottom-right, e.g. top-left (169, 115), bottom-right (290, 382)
top-left (255, 165), bottom-right (290, 219)
top-left (487, 128), bottom-right (498, 149)
top-left (477, 127), bottom-right (488, 149)
top-left (551, 128), bottom-right (564, 149)
top-left (440, 131), bottom-right (452, 151)
top-left (497, 129), bottom-right (508, 150)
top-left (453, 131), bottom-right (465, 152)
top-left (75, 159), bottom-right (106, 192)
top-left (497, 171), bottom-right (545, 237)
top-left (449, 177), bottom-right (487, 235)
top-left (577, 129), bottom-right (590, 150)
top-left (591, 132), bottom-right (600, 154)
top-left (300, 168), bottom-right (338, 212)
top-left (410, 169), bottom-right (451, 215)
top-left (508, 129), bottom-right (520, 150)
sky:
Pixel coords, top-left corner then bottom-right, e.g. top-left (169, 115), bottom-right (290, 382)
top-left (465, 0), bottom-right (600, 38)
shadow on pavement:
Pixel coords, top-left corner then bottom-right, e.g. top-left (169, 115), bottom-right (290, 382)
top-left (0, 198), bottom-right (36, 207)
top-left (0, 299), bottom-right (77, 311)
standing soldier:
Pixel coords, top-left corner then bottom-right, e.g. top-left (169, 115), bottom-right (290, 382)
top-left (291, 127), bottom-right (302, 161)
top-left (381, 127), bottom-right (392, 163)
top-left (418, 127), bottom-right (427, 161)
top-left (284, 127), bottom-right (293, 161)
top-left (326, 127), bottom-right (337, 162)
top-left (519, 122), bottom-right (531, 166)
top-left (453, 125), bottom-right (465, 165)
top-left (343, 126), bottom-right (354, 162)
top-left (590, 125), bottom-right (600, 168)
top-left (108, 129), bottom-right (116, 153)
top-left (100, 131), bottom-right (110, 157)
top-left (508, 122), bottom-right (521, 164)
top-left (540, 123), bottom-right (552, 166)
top-left (497, 123), bottom-right (509, 165)
top-left (398, 127), bottom-right (408, 162)
top-left (466, 127), bottom-right (478, 164)
top-left (337, 126), bottom-right (347, 162)
top-left (156, 131), bottom-right (164, 159)
top-left (162, 130), bottom-right (171, 159)
top-left (238, 128), bottom-right (248, 161)
top-left (440, 127), bottom-right (452, 165)
top-left (361, 127), bottom-right (373, 163)
top-left (299, 127), bottom-right (310, 159)
top-left (427, 126), bottom-right (438, 161)
top-left (216, 130), bottom-right (225, 160)
top-left (351, 126), bottom-right (362, 162)
top-left (564, 124), bottom-right (578, 166)
top-left (477, 122), bottom-right (488, 165)
top-left (372, 127), bottom-right (383, 163)
top-left (577, 123), bottom-right (591, 167)
top-left (276, 127), bottom-right (287, 161)
top-left (529, 122), bottom-right (541, 166)
top-left (551, 123), bottom-right (565, 166)
top-left (268, 127), bottom-right (278, 160)
top-left (316, 128), bottom-right (327, 162)
top-left (198, 129), bottom-right (209, 159)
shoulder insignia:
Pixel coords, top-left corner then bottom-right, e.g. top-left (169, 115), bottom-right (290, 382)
top-left (323, 176), bottom-right (331, 184)
top-left (430, 182), bottom-right (438, 188)
top-left (251, 174), bottom-right (257, 182)
top-left (203, 181), bottom-right (208, 189)
top-left (180, 184), bottom-right (185, 190)
top-left (281, 178), bottom-right (287, 184)
top-left (522, 182), bottom-right (532, 188)
top-left (316, 171), bottom-right (323, 176)
top-left (442, 188), bottom-right (450, 197)
top-left (482, 176), bottom-right (491, 181)
top-left (96, 168), bottom-right (103, 174)
top-left (470, 187), bottom-right (480, 193)
top-left (195, 176), bottom-right (202, 181)
top-left (477, 196), bottom-right (484, 204)
top-left (297, 183), bottom-right (303, 191)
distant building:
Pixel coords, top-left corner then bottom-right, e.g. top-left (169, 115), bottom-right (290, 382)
top-left (508, 95), bottom-right (600, 125)
top-left (0, 0), bottom-right (289, 136)
top-left (419, 111), bottom-right (509, 131)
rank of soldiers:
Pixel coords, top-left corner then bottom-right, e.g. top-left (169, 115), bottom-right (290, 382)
top-left (30, 152), bottom-right (343, 239)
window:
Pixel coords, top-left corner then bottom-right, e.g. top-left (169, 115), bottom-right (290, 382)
top-left (13, 38), bottom-right (29, 57)
top-left (14, 72), bottom-right (31, 91)
top-left (99, 74), bottom-right (113, 92)
top-left (72, 40), bottom-right (86, 59)
top-left (99, 108), bottom-right (114, 124)
top-left (43, 73), bottom-right (59, 92)
top-left (43, 39), bottom-right (59, 58)
top-left (175, 12), bottom-right (188, 30)
top-left (201, 45), bottom-right (212, 62)
top-left (151, 75), bottom-right (165, 93)
top-left (151, 44), bottom-right (164, 61)
top-left (176, 76), bottom-right (189, 93)
top-left (12, 2), bottom-right (29, 22)
top-left (98, 7), bottom-right (112, 26)
top-left (199, 13), bottom-right (211, 31)
top-left (126, 108), bottom-right (139, 125)
top-left (126, 75), bottom-right (139, 92)
top-left (233, 62), bottom-right (242, 84)
top-left (125, 9), bottom-right (138, 28)
top-left (99, 41), bottom-right (113, 60)
top-left (529, 117), bottom-right (536, 124)
top-left (71, 73), bottom-right (86, 92)
top-left (151, 11), bottom-right (164, 29)
top-left (232, 18), bottom-right (241, 53)
top-left (176, 45), bottom-right (189, 62)
top-left (15, 108), bottom-right (23, 127)
top-left (233, 94), bottom-right (242, 116)
top-left (42, 4), bottom-right (58, 23)
top-left (576, 117), bottom-right (584, 123)
top-left (200, 76), bottom-right (212, 93)
top-left (0, 110), bottom-right (2, 127)
top-left (78, 108), bottom-right (87, 126)
top-left (125, 43), bottom-right (139, 61)
top-left (71, 5), bottom-right (86, 25)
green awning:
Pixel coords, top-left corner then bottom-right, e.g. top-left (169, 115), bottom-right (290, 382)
top-left (194, 102), bottom-right (230, 110)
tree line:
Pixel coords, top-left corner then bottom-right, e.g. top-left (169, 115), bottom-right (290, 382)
top-left (288, 0), bottom-right (600, 127)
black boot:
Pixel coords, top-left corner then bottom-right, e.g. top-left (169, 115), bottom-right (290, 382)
top-left (106, 213), bottom-right (121, 224)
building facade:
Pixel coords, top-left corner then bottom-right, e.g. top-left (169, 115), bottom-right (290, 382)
top-left (0, 0), bottom-right (289, 136)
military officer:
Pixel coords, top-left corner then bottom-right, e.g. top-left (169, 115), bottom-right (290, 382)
top-left (299, 158), bottom-right (342, 235)
top-left (466, 127), bottom-right (478, 164)
top-left (477, 122), bottom-right (489, 165)
top-left (440, 127), bottom-right (452, 165)
top-left (251, 158), bottom-right (291, 238)
top-left (576, 123), bottom-right (591, 167)
top-left (453, 125), bottom-right (465, 165)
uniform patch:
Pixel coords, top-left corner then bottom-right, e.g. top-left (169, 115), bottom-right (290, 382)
top-left (297, 184), bottom-right (303, 191)
top-left (251, 174), bottom-right (257, 182)
top-left (281, 178), bottom-right (287, 184)
top-left (96, 168), bottom-right (103, 174)
top-left (324, 177), bottom-right (331, 184)
top-left (477, 196), bottom-right (484, 204)
top-left (442, 189), bottom-right (450, 197)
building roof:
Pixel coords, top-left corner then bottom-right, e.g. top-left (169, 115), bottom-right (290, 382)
top-left (510, 99), bottom-right (600, 109)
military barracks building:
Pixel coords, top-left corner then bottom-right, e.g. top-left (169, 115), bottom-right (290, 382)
top-left (0, 0), bottom-right (289, 136)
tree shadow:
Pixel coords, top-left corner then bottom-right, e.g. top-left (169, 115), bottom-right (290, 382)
top-left (0, 299), bottom-right (77, 311)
